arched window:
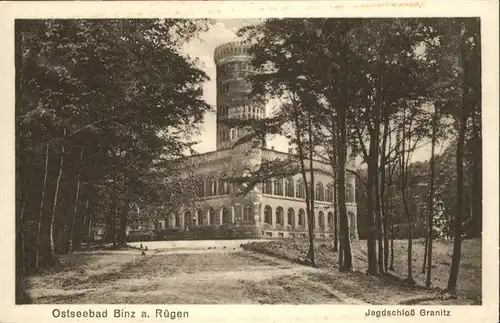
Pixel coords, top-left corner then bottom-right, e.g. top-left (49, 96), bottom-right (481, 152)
top-left (221, 105), bottom-right (228, 117)
top-left (196, 209), bottom-right (203, 226)
top-left (348, 211), bottom-right (355, 229)
top-left (326, 184), bottom-right (333, 202)
top-left (316, 182), bottom-right (324, 201)
top-left (208, 178), bottom-right (217, 196)
top-left (243, 203), bottom-right (253, 221)
top-left (285, 178), bottom-right (294, 197)
top-left (264, 206), bottom-right (272, 224)
top-left (346, 184), bottom-right (354, 203)
top-left (287, 208), bottom-right (295, 227)
top-left (298, 209), bottom-right (305, 226)
top-left (296, 179), bottom-right (305, 199)
top-left (263, 179), bottom-right (272, 194)
top-left (196, 178), bottom-right (205, 198)
top-left (318, 211), bottom-right (325, 228)
top-left (276, 207), bottom-right (284, 226)
top-left (328, 212), bottom-right (334, 228)
top-left (208, 208), bottom-right (215, 225)
top-left (222, 207), bottom-right (231, 224)
top-left (274, 178), bottom-right (283, 196)
top-left (218, 176), bottom-right (229, 195)
top-left (184, 211), bottom-right (192, 228)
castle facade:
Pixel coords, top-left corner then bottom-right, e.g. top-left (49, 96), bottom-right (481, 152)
top-left (154, 41), bottom-right (358, 240)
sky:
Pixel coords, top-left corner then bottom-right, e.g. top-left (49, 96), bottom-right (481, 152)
top-left (181, 19), bottom-right (440, 165)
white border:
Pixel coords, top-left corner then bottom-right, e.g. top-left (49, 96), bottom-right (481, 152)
top-left (1, 1), bottom-right (498, 323)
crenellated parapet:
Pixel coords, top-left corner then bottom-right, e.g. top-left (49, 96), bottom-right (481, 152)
top-left (214, 40), bottom-right (250, 65)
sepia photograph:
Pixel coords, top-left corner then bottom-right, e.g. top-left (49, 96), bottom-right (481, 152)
top-left (1, 1), bottom-right (498, 322)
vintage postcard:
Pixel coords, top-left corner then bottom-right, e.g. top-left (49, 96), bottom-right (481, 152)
top-left (0, 1), bottom-right (498, 323)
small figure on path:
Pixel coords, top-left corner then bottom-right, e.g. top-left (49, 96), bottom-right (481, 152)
top-left (141, 250), bottom-right (146, 256)
top-left (145, 246), bottom-right (148, 251)
top-left (140, 244), bottom-right (143, 249)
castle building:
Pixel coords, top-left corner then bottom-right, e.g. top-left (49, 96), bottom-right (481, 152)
top-left (154, 41), bottom-right (358, 240)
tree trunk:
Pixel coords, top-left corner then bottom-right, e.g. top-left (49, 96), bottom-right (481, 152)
top-left (366, 118), bottom-right (381, 275)
top-left (291, 99), bottom-right (314, 265)
top-left (400, 117), bottom-right (414, 284)
top-left (447, 24), bottom-right (472, 294)
top-left (422, 232), bottom-right (429, 274)
top-left (331, 124), bottom-right (339, 253)
top-left (336, 159), bottom-right (344, 268)
top-left (389, 214), bottom-right (395, 270)
top-left (337, 19), bottom-right (352, 272)
top-left (366, 153), bottom-right (379, 275)
top-left (389, 130), bottom-right (401, 272)
top-left (103, 191), bottom-right (118, 244)
top-left (337, 113), bottom-right (352, 271)
top-left (118, 188), bottom-right (131, 246)
top-left (380, 113), bottom-right (390, 274)
top-left (16, 192), bottom-right (28, 303)
top-left (68, 147), bottom-right (84, 252)
top-left (75, 195), bottom-right (90, 250)
top-left (425, 104), bottom-right (438, 287)
top-left (307, 111), bottom-right (316, 266)
top-left (447, 101), bottom-right (467, 293)
top-left (470, 108), bottom-right (482, 238)
top-left (365, 71), bottom-right (384, 276)
top-left (48, 132), bottom-right (66, 266)
top-left (447, 113), bottom-right (466, 292)
top-left (87, 198), bottom-right (93, 249)
top-left (35, 141), bottom-right (50, 269)
top-left (375, 170), bottom-right (384, 274)
top-left (333, 174), bottom-right (339, 253)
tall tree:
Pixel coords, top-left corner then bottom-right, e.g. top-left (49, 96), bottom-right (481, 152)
top-left (16, 19), bottom-right (212, 302)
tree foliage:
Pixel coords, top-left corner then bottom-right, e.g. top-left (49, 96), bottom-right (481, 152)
top-left (16, 19), bottom-right (212, 302)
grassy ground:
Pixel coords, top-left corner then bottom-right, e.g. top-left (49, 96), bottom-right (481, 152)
top-left (241, 238), bottom-right (481, 305)
top-left (24, 238), bottom-right (480, 305)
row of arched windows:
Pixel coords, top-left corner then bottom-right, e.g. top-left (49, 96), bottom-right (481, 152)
top-left (263, 206), bottom-right (336, 229)
top-left (159, 204), bottom-right (355, 232)
top-left (168, 204), bottom-right (255, 228)
top-left (192, 175), bottom-right (354, 203)
top-left (261, 178), bottom-right (354, 203)
top-left (194, 176), bottom-right (232, 198)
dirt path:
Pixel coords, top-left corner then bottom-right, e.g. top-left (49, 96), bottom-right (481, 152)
top-left (26, 241), bottom-right (366, 304)
top-left (28, 239), bottom-right (465, 304)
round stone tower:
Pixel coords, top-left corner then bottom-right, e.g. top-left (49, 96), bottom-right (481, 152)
top-left (214, 41), bottom-right (265, 149)
top-left (214, 41), bottom-right (264, 237)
